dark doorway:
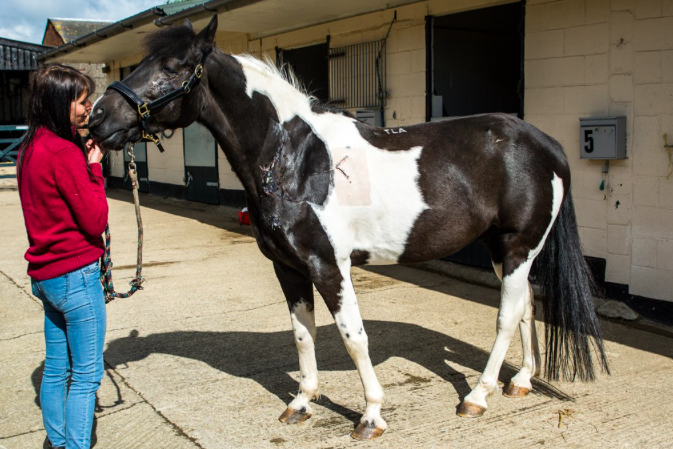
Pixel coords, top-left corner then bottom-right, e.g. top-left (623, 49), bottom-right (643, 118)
top-left (278, 43), bottom-right (329, 102)
top-left (431, 2), bottom-right (524, 119)
top-left (429, 2), bottom-right (524, 269)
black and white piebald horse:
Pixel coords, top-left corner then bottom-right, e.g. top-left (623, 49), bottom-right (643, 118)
top-left (89, 16), bottom-right (608, 439)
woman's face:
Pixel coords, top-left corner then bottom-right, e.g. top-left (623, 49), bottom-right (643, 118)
top-left (70, 91), bottom-right (92, 128)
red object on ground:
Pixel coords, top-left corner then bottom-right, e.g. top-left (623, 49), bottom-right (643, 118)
top-left (238, 211), bottom-right (250, 225)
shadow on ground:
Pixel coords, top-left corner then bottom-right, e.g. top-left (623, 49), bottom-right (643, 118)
top-left (31, 320), bottom-right (571, 427)
top-left (30, 187), bottom-right (673, 428)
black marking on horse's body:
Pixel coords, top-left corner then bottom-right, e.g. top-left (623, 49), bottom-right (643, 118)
top-left (88, 16), bottom-right (608, 438)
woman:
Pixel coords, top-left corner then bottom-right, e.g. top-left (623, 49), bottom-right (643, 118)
top-left (18, 64), bottom-right (107, 449)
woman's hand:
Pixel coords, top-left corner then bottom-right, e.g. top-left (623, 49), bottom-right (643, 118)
top-left (85, 139), bottom-right (104, 164)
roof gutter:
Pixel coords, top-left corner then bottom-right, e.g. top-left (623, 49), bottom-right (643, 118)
top-left (38, 7), bottom-right (168, 61)
top-left (153, 0), bottom-right (264, 27)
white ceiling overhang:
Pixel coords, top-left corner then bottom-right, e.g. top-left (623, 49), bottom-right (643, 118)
top-left (42, 0), bottom-right (422, 64)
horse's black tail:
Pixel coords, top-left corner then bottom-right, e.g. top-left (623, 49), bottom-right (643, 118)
top-left (536, 192), bottom-right (610, 382)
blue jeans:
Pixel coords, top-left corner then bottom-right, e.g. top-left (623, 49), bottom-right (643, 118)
top-left (31, 260), bottom-right (106, 449)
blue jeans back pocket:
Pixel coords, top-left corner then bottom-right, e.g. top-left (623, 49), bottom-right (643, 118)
top-left (34, 274), bottom-right (69, 309)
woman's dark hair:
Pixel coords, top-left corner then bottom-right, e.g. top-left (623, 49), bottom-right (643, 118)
top-left (17, 64), bottom-right (96, 184)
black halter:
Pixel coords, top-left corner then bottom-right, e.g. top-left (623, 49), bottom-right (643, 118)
top-left (106, 48), bottom-right (212, 152)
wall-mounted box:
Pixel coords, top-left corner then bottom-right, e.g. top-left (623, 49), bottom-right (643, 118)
top-left (355, 109), bottom-right (382, 127)
top-left (579, 116), bottom-right (627, 159)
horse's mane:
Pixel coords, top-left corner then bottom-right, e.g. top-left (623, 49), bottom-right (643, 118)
top-left (142, 23), bottom-right (196, 59)
top-left (235, 54), bottom-right (310, 97)
top-left (235, 54), bottom-right (353, 118)
top-left (142, 26), bottom-right (352, 118)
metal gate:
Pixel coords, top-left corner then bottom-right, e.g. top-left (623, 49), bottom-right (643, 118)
top-left (328, 39), bottom-right (387, 112)
top-left (123, 142), bottom-right (149, 193)
top-left (184, 123), bottom-right (218, 204)
top-left (0, 125), bottom-right (27, 165)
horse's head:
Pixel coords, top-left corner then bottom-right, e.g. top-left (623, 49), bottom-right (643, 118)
top-left (88, 16), bottom-right (218, 152)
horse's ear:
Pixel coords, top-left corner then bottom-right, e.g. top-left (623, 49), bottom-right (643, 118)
top-left (183, 19), bottom-right (194, 32)
top-left (196, 14), bottom-right (218, 50)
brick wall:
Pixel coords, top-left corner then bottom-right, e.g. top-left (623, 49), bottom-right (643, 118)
top-left (42, 22), bottom-right (64, 47)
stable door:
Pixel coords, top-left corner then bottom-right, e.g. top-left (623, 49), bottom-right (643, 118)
top-left (184, 123), bottom-right (219, 204)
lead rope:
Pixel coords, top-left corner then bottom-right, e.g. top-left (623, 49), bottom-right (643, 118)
top-left (101, 143), bottom-right (145, 303)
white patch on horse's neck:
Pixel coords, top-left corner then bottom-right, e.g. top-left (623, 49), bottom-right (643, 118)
top-left (234, 55), bottom-right (312, 123)
top-left (234, 54), bottom-right (430, 265)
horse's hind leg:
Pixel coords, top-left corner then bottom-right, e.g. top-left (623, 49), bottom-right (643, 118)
top-left (503, 281), bottom-right (542, 398)
top-left (274, 262), bottom-right (319, 424)
top-left (486, 238), bottom-right (541, 400)
top-left (458, 234), bottom-right (536, 418)
top-left (311, 259), bottom-right (386, 440)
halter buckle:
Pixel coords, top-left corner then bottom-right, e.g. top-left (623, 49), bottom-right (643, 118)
top-left (138, 103), bottom-right (150, 118)
top-left (195, 64), bottom-right (204, 79)
top-left (142, 130), bottom-right (160, 145)
top-left (182, 80), bottom-right (191, 94)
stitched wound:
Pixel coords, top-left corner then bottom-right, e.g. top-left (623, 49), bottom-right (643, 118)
top-left (332, 147), bottom-right (371, 206)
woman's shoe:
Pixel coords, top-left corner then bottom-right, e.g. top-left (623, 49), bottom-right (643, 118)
top-left (44, 436), bottom-right (65, 449)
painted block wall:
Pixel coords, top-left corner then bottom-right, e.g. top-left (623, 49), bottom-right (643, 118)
top-left (524, 0), bottom-right (673, 301)
top-left (98, 0), bottom-right (672, 301)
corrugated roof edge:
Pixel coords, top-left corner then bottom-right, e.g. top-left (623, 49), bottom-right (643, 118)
top-left (38, 0), bottom-right (253, 61)
top-left (0, 37), bottom-right (52, 51)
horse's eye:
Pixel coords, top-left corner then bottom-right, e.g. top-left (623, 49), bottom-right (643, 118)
top-left (162, 67), bottom-right (177, 76)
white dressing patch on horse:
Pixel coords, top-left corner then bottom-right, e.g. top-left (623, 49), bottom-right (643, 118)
top-left (236, 56), bottom-right (430, 265)
top-left (331, 147), bottom-right (371, 206)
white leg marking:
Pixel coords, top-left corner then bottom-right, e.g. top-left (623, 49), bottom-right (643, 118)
top-left (465, 173), bottom-right (564, 409)
top-left (333, 261), bottom-right (387, 430)
top-left (511, 282), bottom-right (542, 389)
top-left (465, 259), bottom-right (533, 407)
top-left (287, 302), bottom-right (319, 414)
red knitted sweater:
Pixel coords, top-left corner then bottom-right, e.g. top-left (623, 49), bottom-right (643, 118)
top-left (18, 128), bottom-right (108, 280)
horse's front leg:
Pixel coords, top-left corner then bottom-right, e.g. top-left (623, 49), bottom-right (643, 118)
top-left (312, 259), bottom-right (387, 440)
top-left (274, 262), bottom-right (319, 424)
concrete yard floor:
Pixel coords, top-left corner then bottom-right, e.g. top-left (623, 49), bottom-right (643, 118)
top-left (1, 166), bottom-right (672, 448)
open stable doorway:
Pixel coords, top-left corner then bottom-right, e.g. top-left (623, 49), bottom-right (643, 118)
top-left (430, 2), bottom-right (524, 119)
top-left (277, 42), bottom-right (329, 102)
top-left (428, 2), bottom-right (524, 268)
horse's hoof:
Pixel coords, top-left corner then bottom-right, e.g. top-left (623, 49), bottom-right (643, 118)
top-left (503, 383), bottom-right (531, 398)
top-left (456, 401), bottom-right (486, 418)
top-left (351, 422), bottom-right (385, 440)
top-left (278, 407), bottom-right (311, 424)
